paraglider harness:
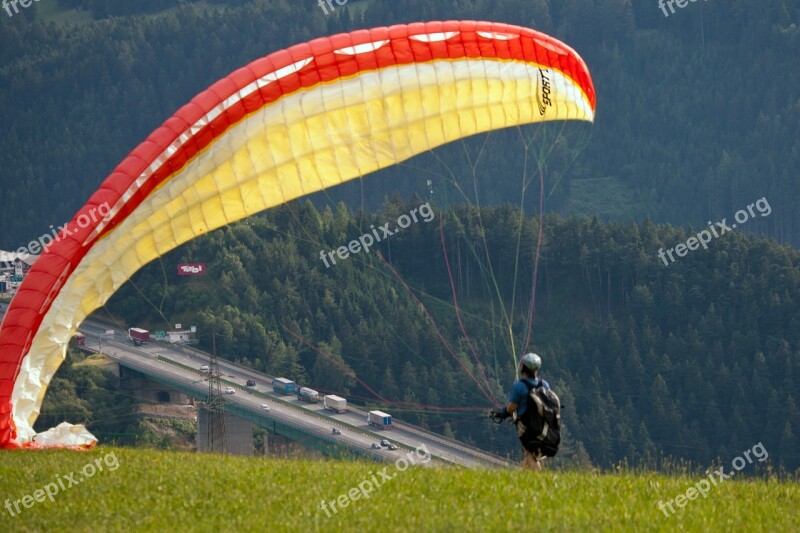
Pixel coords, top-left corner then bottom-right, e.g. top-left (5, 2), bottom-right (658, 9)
top-left (492, 378), bottom-right (562, 457)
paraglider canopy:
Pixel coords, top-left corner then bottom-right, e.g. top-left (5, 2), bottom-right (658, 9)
top-left (0, 20), bottom-right (595, 448)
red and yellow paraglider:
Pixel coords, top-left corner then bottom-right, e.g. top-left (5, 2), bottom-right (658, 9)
top-left (0, 20), bottom-right (595, 448)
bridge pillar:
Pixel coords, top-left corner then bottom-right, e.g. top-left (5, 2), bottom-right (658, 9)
top-left (197, 408), bottom-right (253, 456)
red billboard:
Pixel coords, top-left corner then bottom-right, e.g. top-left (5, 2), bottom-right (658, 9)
top-left (177, 263), bottom-right (206, 276)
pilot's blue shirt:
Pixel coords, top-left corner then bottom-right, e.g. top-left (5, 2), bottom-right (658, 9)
top-left (507, 377), bottom-right (550, 417)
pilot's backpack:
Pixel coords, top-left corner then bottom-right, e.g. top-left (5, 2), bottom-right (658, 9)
top-left (515, 378), bottom-right (561, 457)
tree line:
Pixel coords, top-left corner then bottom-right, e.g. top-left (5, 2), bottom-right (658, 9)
top-left (1, 0), bottom-right (799, 248)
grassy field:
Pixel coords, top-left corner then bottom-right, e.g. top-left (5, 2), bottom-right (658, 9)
top-left (568, 176), bottom-right (646, 221)
top-left (34, 0), bottom-right (94, 24)
top-left (34, 0), bottom-right (372, 25)
top-left (0, 447), bottom-right (797, 532)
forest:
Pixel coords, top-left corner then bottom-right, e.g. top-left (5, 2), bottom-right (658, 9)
top-left (1, 0), bottom-right (799, 248)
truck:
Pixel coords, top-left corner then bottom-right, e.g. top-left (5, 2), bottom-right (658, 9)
top-left (323, 395), bottom-right (347, 413)
top-left (272, 377), bottom-right (295, 395)
top-left (128, 327), bottom-right (150, 346)
top-left (368, 410), bottom-right (392, 429)
top-left (297, 387), bottom-right (320, 403)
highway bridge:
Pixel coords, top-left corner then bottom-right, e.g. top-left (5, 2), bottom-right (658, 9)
top-left (0, 302), bottom-right (512, 468)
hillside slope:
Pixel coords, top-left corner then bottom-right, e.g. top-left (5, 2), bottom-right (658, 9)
top-left (0, 447), bottom-right (797, 532)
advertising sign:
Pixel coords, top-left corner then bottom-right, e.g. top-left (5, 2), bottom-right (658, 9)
top-left (177, 263), bottom-right (206, 276)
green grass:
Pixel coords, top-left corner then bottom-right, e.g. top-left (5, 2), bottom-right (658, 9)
top-left (569, 176), bottom-right (645, 221)
top-left (35, 0), bottom-right (226, 25)
top-left (35, 0), bottom-right (93, 24)
top-left (73, 353), bottom-right (112, 367)
top-left (1, 447), bottom-right (797, 532)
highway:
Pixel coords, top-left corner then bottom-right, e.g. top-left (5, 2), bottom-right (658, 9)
top-left (0, 302), bottom-right (511, 468)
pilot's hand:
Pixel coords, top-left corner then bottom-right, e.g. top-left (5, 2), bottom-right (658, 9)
top-left (492, 407), bottom-right (511, 419)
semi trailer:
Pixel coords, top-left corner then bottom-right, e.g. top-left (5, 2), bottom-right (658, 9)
top-left (323, 395), bottom-right (347, 413)
top-left (368, 410), bottom-right (392, 429)
top-left (297, 387), bottom-right (320, 403)
top-left (128, 328), bottom-right (150, 346)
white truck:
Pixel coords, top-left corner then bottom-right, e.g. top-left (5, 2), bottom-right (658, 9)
top-left (323, 395), bottom-right (347, 413)
top-left (297, 387), bottom-right (320, 403)
top-left (368, 410), bottom-right (392, 429)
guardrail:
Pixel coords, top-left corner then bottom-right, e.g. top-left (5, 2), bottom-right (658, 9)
top-left (170, 343), bottom-right (271, 382)
top-left (346, 405), bottom-right (512, 468)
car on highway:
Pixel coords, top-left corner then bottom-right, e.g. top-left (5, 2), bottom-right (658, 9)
top-left (223, 386), bottom-right (235, 394)
top-left (246, 379), bottom-right (256, 386)
top-left (331, 428), bottom-right (341, 435)
top-left (199, 365), bottom-right (209, 372)
top-left (380, 439), bottom-right (391, 447)
top-left (387, 443), bottom-right (398, 450)
top-left (260, 404), bottom-right (271, 411)
top-left (371, 442), bottom-right (382, 449)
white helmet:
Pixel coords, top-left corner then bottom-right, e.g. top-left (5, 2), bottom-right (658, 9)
top-left (520, 352), bottom-right (541, 374)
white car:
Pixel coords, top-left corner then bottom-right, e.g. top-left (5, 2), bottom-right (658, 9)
top-left (199, 365), bottom-right (209, 372)
top-left (223, 386), bottom-right (235, 395)
top-left (260, 404), bottom-right (271, 411)
top-left (371, 443), bottom-right (382, 449)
